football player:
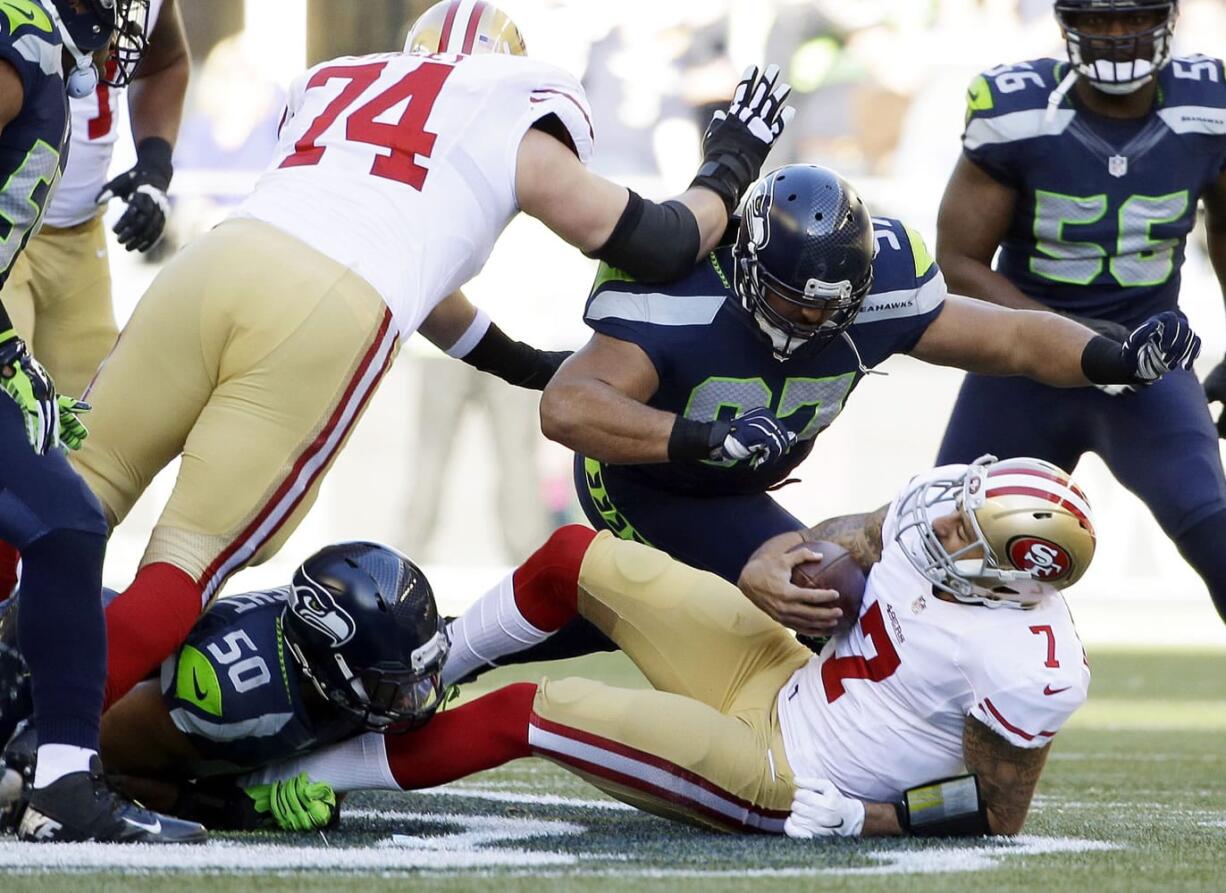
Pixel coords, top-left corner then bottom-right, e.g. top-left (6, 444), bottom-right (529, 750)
top-left (0, 0), bottom-right (202, 843)
top-left (0, 0), bottom-right (188, 601)
top-left (242, 456), bottom-right (1098, 838)
top-left (934, 0), bottom-right (1226, 622)
top-left (0, 540), bottom-right (458, 832)
top-left (530, 163), bottom-right (1195, 646)
top-left (57, 0), bottom-right (796, 717)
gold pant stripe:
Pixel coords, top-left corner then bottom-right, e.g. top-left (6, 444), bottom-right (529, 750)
top-left (529, 710), bottom-right (788, 833)
top-left (197, 309), bottom-right (398, 601)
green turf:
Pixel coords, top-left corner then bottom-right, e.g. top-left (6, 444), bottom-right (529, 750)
top-left (2, 649), bottom-right (1223, 892)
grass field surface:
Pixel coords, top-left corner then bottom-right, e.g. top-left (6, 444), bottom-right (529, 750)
top-left (1, 649), bottom-right (1223, 892)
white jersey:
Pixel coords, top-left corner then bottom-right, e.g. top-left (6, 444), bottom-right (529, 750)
top-left (46, 0), bottom-right (165, 228)
top-left (777, 465), bottom-right (1090, 804)
top-left (233, 51), bottom-right (594, 340)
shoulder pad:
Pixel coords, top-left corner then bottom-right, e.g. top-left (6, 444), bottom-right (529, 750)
top-left (963, 59), bottom-right (1070, 150)
top-left (1158, 56), bottom-right (1226, 136)
top-left (857, 218), bottom-right (946, 325)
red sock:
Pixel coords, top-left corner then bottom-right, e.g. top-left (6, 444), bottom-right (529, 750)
top-left (385, 683), bottom-right (537, 789)
top-left (103, 562), bottom-right (203, 709)
top-left (0, 541), bottom-right (19, 602)
top-left (512, 525), bottom-right (596, 632)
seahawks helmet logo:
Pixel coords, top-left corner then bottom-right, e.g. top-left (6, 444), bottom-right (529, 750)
top-left (289, 573), bottom-right (356, 647)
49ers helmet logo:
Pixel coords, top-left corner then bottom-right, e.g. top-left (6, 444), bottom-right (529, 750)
top-left (1007, 537), bottom-right (1072, 581)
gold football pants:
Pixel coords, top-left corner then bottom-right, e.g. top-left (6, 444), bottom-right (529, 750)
top-left (71, 218), bottom-right (399, 603)
top-left (4, 213), bottom-right (115, 398)
top-left (529, 533), bottom-right (812, 832)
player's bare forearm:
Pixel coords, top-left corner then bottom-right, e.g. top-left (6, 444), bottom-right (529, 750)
top-left (672, 186), bottom-right (730, 256)
top-left (418, 290), bottom-right (477, 351)
top-left (1204, 172), bottom-right (1226, 311)
top-left (910, 296), bottom-right (1094, 386)
top-left (100, 679), bottom-right (201, 775)
top-left (961, 715), bottom-right (1051, 835)
top-left (539, 375), bottom-right (674, 463)
top-left (860, 801), bottom-right (905, 836)
top-left (937, 156), bottom-right (1045, 311)
top-left (0, 57), bottom-right (24, 132)
top-left (803, 505), bottom-right (888, 573)
top-left (127, 0), bottom-right (189, 146)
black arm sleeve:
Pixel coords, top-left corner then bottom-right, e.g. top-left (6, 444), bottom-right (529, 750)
top-left (460, 322), bottom-right (572, 391)
top-left (586, 190), bottom-right (701, 283)
top-left (0, 298), bottom-right (11, 332)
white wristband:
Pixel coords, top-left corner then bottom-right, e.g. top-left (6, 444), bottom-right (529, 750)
top-left (445, 308), bottom-right (492, 359)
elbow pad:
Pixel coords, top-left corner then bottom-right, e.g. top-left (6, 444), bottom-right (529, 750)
top-left (587, 191), bottom-right (701, 283)
top-left (894, 774), bottom-right (992, 837)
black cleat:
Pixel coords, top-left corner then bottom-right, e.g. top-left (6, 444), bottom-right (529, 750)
top-left (17, 756), bottom-right (207, 843)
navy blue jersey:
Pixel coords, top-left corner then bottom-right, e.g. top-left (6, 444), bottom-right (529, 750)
top-left (963, 55), bottom-right (1226, 327)
top-left (160, 588), bottom-right (362, 776)
top-left (0, 0), bottom-right (68, 290)
top-left (583, 217), bottom-right (946, 497)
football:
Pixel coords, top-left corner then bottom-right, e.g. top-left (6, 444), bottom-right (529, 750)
top-left (789, 540), bottom-right (866, 630)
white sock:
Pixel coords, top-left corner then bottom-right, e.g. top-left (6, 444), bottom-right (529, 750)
top-left (239, 732), bottom-right (397, 793)
top-left (442, 572), bottom-right (550, 686)
top-left (33, 744), bottom-right (96, 788)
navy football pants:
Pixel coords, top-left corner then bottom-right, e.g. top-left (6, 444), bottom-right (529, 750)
top-left (937, 369), bottom-right (1226, 623)
top-left (0, 395), bottom-right (108, 749)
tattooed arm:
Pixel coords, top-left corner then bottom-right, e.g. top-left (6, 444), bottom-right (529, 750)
top-left (961, 715), bottom-right (1051, 835)
top-left (736, 503), bottom-right (889, 632)
top-left (803, 504), bottom-right (890, 574)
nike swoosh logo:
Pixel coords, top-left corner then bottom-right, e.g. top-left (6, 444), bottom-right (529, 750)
top-left (123, 815), bottom-right (162, 834)
top-left (1043, 684), bottom-right (1070, 696)
top-left (191, 669), bottom-right (208, 702)
top-left (819, 819), bottom-right (844, 830)
top-left (5, 6), bottom-right (34, 22)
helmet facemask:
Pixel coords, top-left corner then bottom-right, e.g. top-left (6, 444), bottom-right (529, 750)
top-left (105, 0), bottom-right (152, 88)
top-left (1056, 1), bottom-right (1177, 95)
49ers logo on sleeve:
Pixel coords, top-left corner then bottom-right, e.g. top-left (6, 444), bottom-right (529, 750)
top-left (1007, 536), bottom-right (1072, 581)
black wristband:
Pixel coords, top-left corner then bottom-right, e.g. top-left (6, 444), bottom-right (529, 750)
top-left (667, 415), bottom-right (727, 462)
top-left (135, 137), bottom-right (174, 185)
top-left (689, 118), bottom-right (767, 216)
top-left (895, 774), bottom-right (991, 837)
top-left (1081, 335), bottom-right (1134, 385)
top-left (462, 322), bottom-right (571, 391)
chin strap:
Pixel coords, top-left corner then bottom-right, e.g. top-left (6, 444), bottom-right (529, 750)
top-left (841, 330), bottom-right (886, 378)
top-left (42, 0), bottom-right (99, 99)
top-left (1045, 67), bottom-right (1079, 126)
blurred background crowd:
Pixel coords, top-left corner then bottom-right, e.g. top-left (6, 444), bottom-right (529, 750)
top-left (103, 0), bottom-right (1226, 645)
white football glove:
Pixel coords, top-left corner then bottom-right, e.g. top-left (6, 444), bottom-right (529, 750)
top-left (784, 776), bottom-right (865, 839)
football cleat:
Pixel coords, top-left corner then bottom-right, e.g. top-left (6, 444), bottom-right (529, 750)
top-left (404, 0), bottom-right (527, 57)
top-left (17, 755), bottom-right (206, 843)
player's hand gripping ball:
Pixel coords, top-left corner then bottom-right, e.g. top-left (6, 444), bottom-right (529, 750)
top-left (788, 540), bottom-right (865, 632)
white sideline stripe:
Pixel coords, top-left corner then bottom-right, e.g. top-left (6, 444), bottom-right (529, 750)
top-left (200, 323), bottom-right (398, 603)
top-left (406, 786), bottom-right (635, 810)
top-left (528, 724), bottom-right (786, 832)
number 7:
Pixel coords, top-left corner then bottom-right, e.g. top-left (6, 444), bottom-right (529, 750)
top-left (1029, 625), bottom-right (1060, 668)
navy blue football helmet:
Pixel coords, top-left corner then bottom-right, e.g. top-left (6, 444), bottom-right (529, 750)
top-left (1054, 0), bottom-right (1178, 94)
top-left (732, 165), bottom-right (875, 359)
top-left (48, 0), bottom-right (151, 89)
top-left (284, 542), bottom-right (449, 732)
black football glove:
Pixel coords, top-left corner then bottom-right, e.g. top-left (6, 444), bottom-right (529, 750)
top-left (691, 64), bottom-right (794, 216)
top-left (96, 137), bottom-right (173, 253)
top-left (715, 406), bottom-right (797, 470)
top-left (1120, 310), bottom-right (1200, 387)
top-left (1204, 359), bottom-right (1226, 438)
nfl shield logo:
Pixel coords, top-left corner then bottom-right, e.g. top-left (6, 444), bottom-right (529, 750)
top-left (1108, 155), bottom-right (1128, 178)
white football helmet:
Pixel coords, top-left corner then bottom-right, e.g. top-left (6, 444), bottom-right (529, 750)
top-left (895, 455), bottom-right (1097, 608)
top-left (405, 1), bottom-right (527, 57)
